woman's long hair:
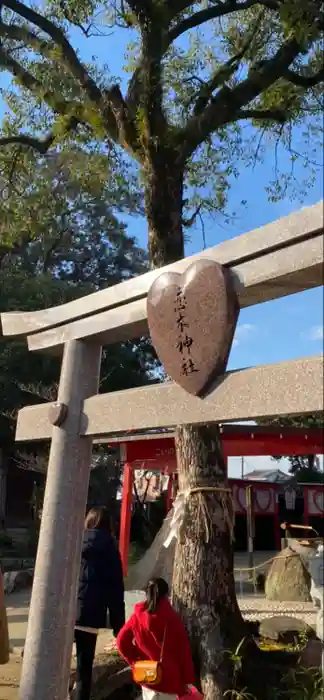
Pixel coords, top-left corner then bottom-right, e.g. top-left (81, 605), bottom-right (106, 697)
top-left (146, 577), bottom-right (169, 614)
top-left (84, 506), bottom-right (111, 533)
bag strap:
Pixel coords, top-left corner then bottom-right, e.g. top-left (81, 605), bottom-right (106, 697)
top-left (159, 626), bottom-right (167, 664)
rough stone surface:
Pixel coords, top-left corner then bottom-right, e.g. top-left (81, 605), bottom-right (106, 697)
top-left (3, 571), bottom-right (33, 595)
top-left (147, 259), bottom-right (239, 396)
top-left (18, 356), bottom-right (324, 440)
top-left (259, 615), bottom-right (315, 643)
top-left (265, 547), bottom-right (311, 602)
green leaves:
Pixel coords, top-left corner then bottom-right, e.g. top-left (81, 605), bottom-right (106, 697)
top-left (279, 0), bottom-right (322, 45)
top-left (0, 0), bottom-right (323, 228)
top-left (0, 126), bottom-right (152, 435)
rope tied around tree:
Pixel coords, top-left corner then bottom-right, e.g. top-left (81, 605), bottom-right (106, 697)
top-left (164, 485), bottom-right (234, 548)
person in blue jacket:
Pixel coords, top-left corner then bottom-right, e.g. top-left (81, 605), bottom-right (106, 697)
top-left (74, 506), bottom-right (125, 700)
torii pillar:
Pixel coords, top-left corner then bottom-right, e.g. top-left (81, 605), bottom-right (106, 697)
top-left (19, 341), bottom-right (102, 700)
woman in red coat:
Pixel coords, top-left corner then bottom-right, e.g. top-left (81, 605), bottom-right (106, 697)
top-left (116, 577), bottom-right (196, 700)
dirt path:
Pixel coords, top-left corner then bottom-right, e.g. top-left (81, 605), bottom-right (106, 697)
top-left (0, 589), bottom-right (144, 699)
top-left (0, 655), bottom-right (20, 700)
top-left (1, 551), bottom-right (317, 698)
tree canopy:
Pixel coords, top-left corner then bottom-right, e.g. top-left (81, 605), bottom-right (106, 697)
top-left (0, 0), bottom-right (323, 263)
top-left (0, 144), bottom-right (157, 440)
top-left (0, 3), bottom-right (322, 696)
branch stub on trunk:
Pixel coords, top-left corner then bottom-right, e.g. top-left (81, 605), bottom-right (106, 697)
top-left (48, 402), bottom-right (68, 427)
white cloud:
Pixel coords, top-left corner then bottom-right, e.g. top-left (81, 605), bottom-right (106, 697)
top-left (308, 325), bottom-right (324, 341)
top-left (233, 323), bottom-right (256, 347)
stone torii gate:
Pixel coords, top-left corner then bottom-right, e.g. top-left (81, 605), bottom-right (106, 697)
top-left (0, 202), bottom-right (323, 700)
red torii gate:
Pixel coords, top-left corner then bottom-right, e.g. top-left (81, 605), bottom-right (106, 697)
top-left (107, 425), bottom-right (324, 574)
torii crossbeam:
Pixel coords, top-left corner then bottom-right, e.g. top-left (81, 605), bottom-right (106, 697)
top-left (1, 202), bottom-right (323, 700)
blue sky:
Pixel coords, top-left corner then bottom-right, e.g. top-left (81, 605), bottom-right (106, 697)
top-left (0, 19), bottom-right (323, 477)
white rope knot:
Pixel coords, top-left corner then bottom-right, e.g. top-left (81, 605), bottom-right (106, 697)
top-left (163, 485), bottom-right (232, 548)
top-left (163, 489), bottom-right (190, 548)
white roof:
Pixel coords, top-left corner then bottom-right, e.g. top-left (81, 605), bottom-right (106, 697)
top-left (244, 469), bottom-right (291, 483)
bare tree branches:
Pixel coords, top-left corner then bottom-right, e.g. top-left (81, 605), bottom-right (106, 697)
top-left (182, 203), bottom-right (202, 228)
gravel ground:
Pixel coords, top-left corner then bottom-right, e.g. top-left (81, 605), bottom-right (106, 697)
top-left (1, 590), bottom-right (319, 700)
top-left (238, 595), bottom-right (317, 627)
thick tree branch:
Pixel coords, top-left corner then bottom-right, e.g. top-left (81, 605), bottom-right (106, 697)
top-left (168, 0), bottom-right (262, 45)
top-left (179, 36), bottom-right (301, 158)
top-left (126, 0), bottom-right (154, 24)
top-left (284, 67), bottom-right (324, 87)
top-left (236, 108), bottom-right (287, 122)
top-left (141, 34), bottom-right (168, 145)
top-left (166, 0), bottom-right (279, 18)
top-left (182, 204), bottom-right (202, 228)
top-left (192, 55), bottom-right (243, 117)
top-left (126, 19), bottom-right (168, 148)
top-left (0, 44), bottom-right (47, 97)
top-left (0, 20), bottom-right (58, 61)
top-left (0, 134), bottom-right (55, 153)
top-left (0, 45), bottom-right (85, 130)
top-left (103, 84), bottom-right (139, 154)
top-left (0, 112), bottom-right (80, 154)
top-left (0, 11), bottom-right (135, 147)
top-left (3, 0), bottom-right (103, 105)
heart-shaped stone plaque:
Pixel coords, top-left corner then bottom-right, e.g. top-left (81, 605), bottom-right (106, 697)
top-left (147, 259), bottom-right (239, 396)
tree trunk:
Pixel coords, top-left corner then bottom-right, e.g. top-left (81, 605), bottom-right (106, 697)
top-left (144, 168), bottom-right (247, 699)
top-left (172, 425), bottom-right (246, 700)
top-left (145, 153), bottom-right (184, 266)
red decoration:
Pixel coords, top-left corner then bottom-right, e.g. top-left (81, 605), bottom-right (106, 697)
top-left (117, 427), bottom-right (323, 575)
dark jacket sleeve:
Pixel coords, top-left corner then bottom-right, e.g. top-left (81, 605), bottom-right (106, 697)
top-left (105, 541), bottom-right (125, 636)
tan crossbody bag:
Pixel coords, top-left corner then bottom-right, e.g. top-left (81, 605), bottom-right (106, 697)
top-left (132, 626), bottom-right (167, 686)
